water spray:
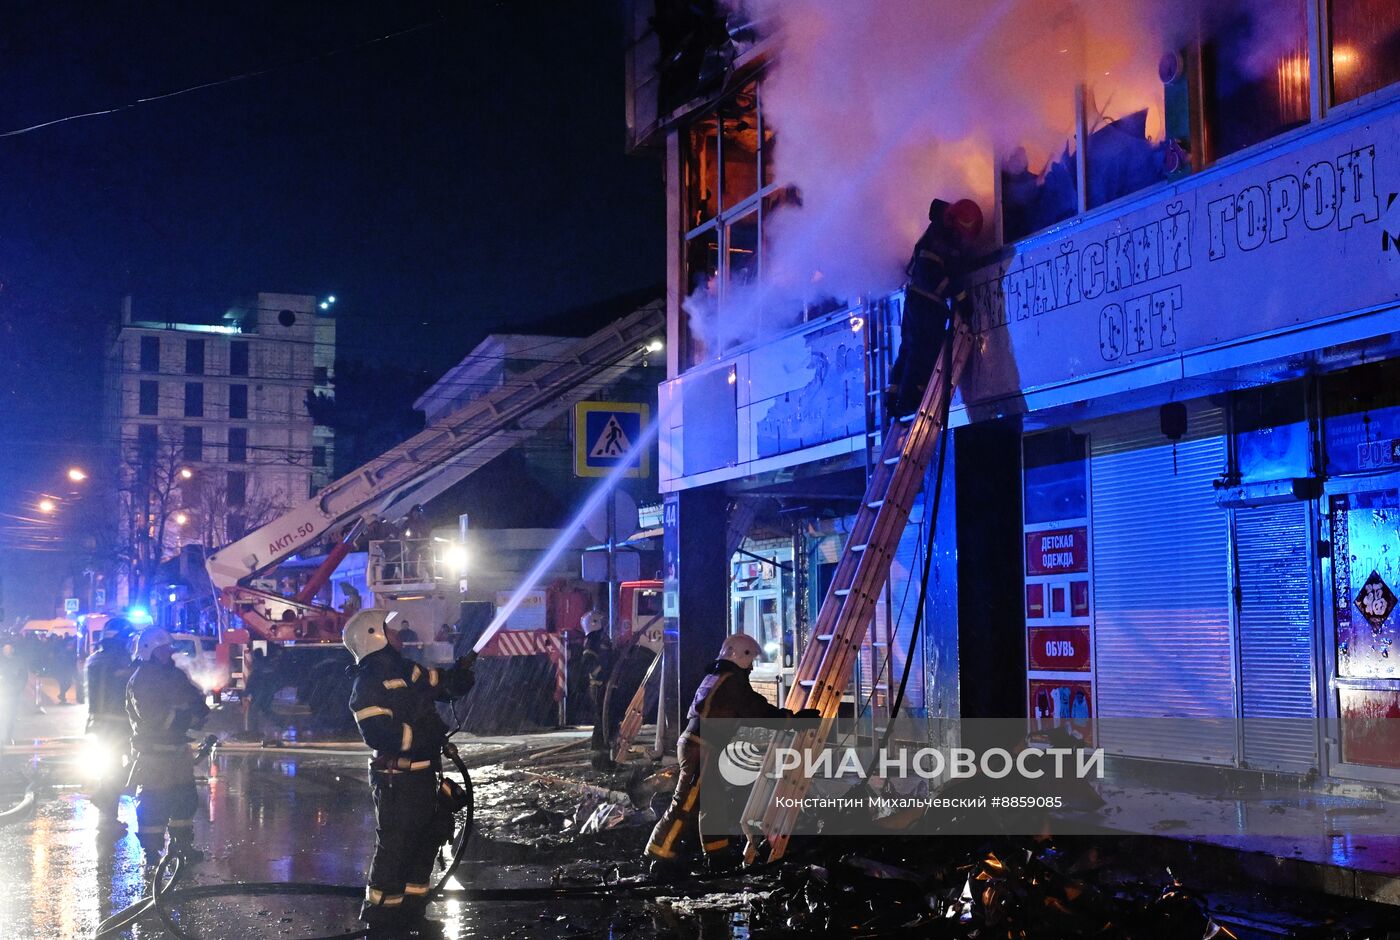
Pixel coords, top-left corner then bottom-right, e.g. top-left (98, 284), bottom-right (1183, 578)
top-left (472, 410), bottom-right (664, 654)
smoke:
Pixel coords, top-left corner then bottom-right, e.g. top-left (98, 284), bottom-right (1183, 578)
top-left (686, 0), bottom-right (1304, 355)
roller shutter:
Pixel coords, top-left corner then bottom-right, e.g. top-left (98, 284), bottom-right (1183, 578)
top-left (1090, 403), bottom-right (1237, 765)
top-left (1235, 502), bottom-right (1318, 773)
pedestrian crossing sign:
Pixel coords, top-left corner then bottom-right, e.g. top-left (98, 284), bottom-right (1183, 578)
top-left (574, 401), bottom-right (649, 478)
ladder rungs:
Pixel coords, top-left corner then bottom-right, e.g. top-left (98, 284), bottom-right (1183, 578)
top-left (867, 499), bottom-right (885, 509)
top-left (815, 633), bottom-right (834, 641)
top-left (850, 543), bottom-right (868, 552)
top-left (799, 679), bottom-right (816, 687)
top-left (834, 588), bottom-right (851, 597)
top-left (882, 455), bottom-right (900, 465)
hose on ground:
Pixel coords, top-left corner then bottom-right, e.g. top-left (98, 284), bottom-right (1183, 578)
top-left (0, 785), bottom-right (36, 825)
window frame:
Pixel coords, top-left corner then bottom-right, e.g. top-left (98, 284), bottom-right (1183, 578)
top-left (226, 471), bottom-right (247, 507)
top-left (182, 425), bottom-right (203, 463)
top-left (228, 383), bottom-right (249, 420)
top-left (183, 382), bottom-right (204, 418)
top-left (138, 380), bottom-right (159, 416)
top-left (227, 427), bottom-right (247, 464)
top-left (680, 78), bottom-right (787, 369)
top-left (229, 341), bottom-right (250, 377)
top-left (185, 339), bottom-right (205, 376)
top-left (139, 336), bottom-right (160, 373)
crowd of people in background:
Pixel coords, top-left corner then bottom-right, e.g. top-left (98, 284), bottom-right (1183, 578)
top-left (0, 632), bottom-right (87, 720)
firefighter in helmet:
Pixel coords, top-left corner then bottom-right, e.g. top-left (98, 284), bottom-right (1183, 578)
top-left (643, 633), bottom-right (820, 874)
top-left (886, 197), bottom-right (983, 418)
top-left (578, 609), bottom-right (615, 769)
top-left (85, 617), bottom-right (136, 831)
top-left (344, 608), bottom-right (476, 931)
top-left (126, 627), bottom-right (210, 864)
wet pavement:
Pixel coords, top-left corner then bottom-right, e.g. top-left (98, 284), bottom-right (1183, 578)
top-left (5, 702), bottom-right (1400, 938)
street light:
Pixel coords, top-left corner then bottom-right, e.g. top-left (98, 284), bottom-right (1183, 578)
top-left (173, 512), bottom-right (189, 526)
top-left (179, 468), bottom-right (194, 480)
top-left (67, 467), bottom-right (87, 483)
top-left (38, 498), bottom-right (57, 514)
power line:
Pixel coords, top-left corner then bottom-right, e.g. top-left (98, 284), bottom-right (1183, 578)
top-left (0, 16), bottom-right (444, 140)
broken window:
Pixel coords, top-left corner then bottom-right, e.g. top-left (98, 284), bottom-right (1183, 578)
top-left (726, 209), bottom-right (759, 291)
top-left (685, 114), bottom-right (720, 229)
top-left (680, 76), bottom-right (783, 370)
top-left (720, 83), bottom-right (759, 210)
top-left (1085, 51), bottom-right (1179, 209)
top-left (1330, 0), bottom-right (1400, 105)
top-left (682, 228), bottom-right (720, 369)
top-left (1001, 145), bottom-right (1079, 243)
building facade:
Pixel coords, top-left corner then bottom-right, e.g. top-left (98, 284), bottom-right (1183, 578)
top-left (628, 1), bottom-right (1400, 784)
top-left (105, 292), bottom-right (335, 607)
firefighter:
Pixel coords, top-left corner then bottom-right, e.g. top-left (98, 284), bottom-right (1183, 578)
top-left (886, 197), bottom-right (983, 419)
top-left (344, 608), bottom-right (476, 931)
top-left (126, 627), bottom-right (210, 865)
top-left (578, 609), bottom-right (615, 769)
top-left (643, 633), bottom-right (821, 874)
top-left (85, 618), bottom-right (136, 831)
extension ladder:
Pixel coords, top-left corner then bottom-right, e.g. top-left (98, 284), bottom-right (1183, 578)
top-left (740, 315), bottom-right (975, 864)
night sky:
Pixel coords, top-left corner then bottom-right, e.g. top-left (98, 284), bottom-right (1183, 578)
top-left (0, 1), bottom-right (664, 617)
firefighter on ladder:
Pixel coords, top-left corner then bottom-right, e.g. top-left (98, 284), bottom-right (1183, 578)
top-left (643, 633), bottom-right (820, 875)
top-left (126, 627), bottom-right (210, 866)
top-left (886, 196), bottom-right (983, 418)
top-left (343, 608), bottom-right (476, 933)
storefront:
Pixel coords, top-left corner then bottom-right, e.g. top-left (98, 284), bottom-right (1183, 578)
top-left (1015, 356), bottom-right (1400, 783)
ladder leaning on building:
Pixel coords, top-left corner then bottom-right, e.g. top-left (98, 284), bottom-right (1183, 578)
top-left (741, 313), bottom-right (976, 864)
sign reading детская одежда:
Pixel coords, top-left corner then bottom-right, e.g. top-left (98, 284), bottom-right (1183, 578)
top-left (1025, 526), bottom-right (1088, 576)
top-left (959, 98), bottom-right (1400, 409)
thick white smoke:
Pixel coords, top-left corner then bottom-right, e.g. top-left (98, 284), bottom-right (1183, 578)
top-left (686, 0), bottom-right (1303, 355)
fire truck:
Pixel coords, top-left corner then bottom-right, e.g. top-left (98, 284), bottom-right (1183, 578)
top-left (202, 304), bottom-right (663, 708)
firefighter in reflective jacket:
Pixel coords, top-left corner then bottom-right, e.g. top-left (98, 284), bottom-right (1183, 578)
top-left (126, 627), bottom-right (210, 863)
top-left (85, 618), bottom-right (135, 830)
top-left (344, 608), bottom-right (475, 930)
top-left (886, 197), bottom-right (983, 418)
top-left (644, 633), bottom-right (820, 873)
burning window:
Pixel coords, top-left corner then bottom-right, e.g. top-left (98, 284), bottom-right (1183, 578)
top-left (680, 78), bottom-right (784, 370)
top-left (1330, 0), bottom-right (1400, 105)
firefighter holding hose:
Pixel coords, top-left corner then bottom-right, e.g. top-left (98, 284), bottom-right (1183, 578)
top-left (343, 608), bottom-right (476, 932)
top-left (126, 627), bottom-right (211, 865)
top-left (85, 618), bottom-right (135, 832)
top-left (644, 633), bottom-right (820, 875)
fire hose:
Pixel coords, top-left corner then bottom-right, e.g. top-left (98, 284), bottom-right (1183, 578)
top-left (95, 732), bottom-right (760, 939)
top-left (0, 780), bottom-right (36, 825)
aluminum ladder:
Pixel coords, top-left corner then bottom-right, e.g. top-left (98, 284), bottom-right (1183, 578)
top-left (740, 315), bottom-right (974, 864)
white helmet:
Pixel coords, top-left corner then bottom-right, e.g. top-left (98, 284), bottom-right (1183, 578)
top-left (580, 610), bottom-right (605, 635)
top-left (719, 633), bottom-right (763, 670)
top-left (135, 628), bottom-right (173, 661)
top-left (343, 608), bottom-right (394, 662)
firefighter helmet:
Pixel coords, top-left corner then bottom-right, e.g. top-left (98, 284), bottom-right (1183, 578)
top-left (718, 633), bottom-right (763, 670)
top-left (343, 608), bottom-right (395, 662)
top-left (102, 616), bottom-right (133, 641)
top-left (135, 627), bottom-right (173, 661)
top-left (945, 198), bottom-right (984, 241)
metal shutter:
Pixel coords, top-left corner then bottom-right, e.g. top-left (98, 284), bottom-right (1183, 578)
top-left (1235, 502), bottom-right (1318, 773)
top-left (1090, 403), bottom-right (1237, 765)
